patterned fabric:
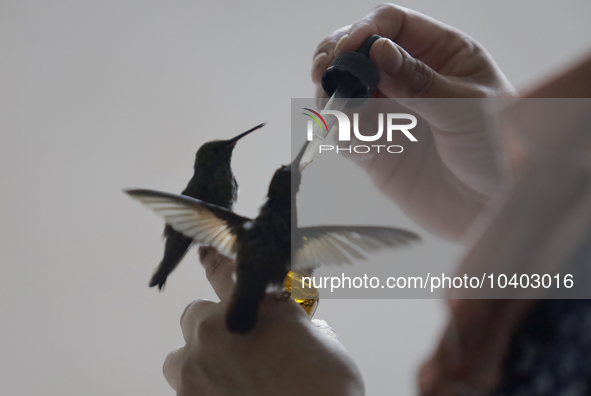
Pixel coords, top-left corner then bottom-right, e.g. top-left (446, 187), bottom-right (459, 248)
top-left (492, 233), bottom-right (591, 395)
top-left (492, 299), bottom-right (591, 396)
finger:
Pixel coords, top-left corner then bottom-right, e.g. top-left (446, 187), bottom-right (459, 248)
top-left (313, 5), bottom-right (474, 99)
top-left (523, 53), bottom-right (591, 98)
top-left (448, 299), bottom-right (533, 386)
top-left (180, 299), bottom-right (218, 343)
top-left (311, 51), bottom-right (329, 85)
top-left (418, 359), bottom-right (489, 396)
top-left (500, 57), bottom-right (591, 159)
top-left (370, 37), bottom-right (452, 98)
top-left (198, 245), bottom-right (236, 301)
top-left (336, 4), bottom-right (477, 72)
top-left (314, 84), bottom-right (329, 108)
top-left (311, 25), bottom-right (351, 85)
top-left (312, 25), bottom-right (351, 59)
top-left (163, 346), bottom-right (186, 391)
top-left (453, 152), bottom-right (591, 287)
top-left (255, 292), bottom-right (311, 329)
top-left (418, 300), bottom-right (534, 395)
top-left (419, 153), bottom-right (591, 392)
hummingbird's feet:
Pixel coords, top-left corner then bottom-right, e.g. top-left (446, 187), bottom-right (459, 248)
top-left (275, 291), bottom-right (291, 302)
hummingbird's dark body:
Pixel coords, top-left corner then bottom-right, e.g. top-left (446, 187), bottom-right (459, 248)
top-left (128, 142), bottom-right (420, 333)
top-left (227, 162), bottom-right (300, 332)
top-left (149, 123), bottom-right (265, 290)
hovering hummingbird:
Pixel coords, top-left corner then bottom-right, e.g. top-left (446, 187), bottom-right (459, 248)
top-left (126, 143), bottom-right (420, 333)
top-left (149, 122), bottom-right (266, 290)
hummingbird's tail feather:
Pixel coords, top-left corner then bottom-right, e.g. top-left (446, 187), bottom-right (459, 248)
top-left (226, 270), bottom-right (270, 333)
top-left (149, 226), bottom-right (193, 290)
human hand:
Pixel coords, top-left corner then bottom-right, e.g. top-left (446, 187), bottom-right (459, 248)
top-left (497, 54), bottom-right (591, 170)
top-left (417, 51), bottom-right (591, 394)
top-left (162, 247), bottom-right (364, 396)
top-left (311, 4), bottom-right (516, 241)
top-left (417, 149), bottom-right (591, 395)
top-left (311, 4), bottom-right (515, 100)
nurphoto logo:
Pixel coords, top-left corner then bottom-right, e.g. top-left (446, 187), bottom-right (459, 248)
top-left (302, 108), bottom-right (418, 154)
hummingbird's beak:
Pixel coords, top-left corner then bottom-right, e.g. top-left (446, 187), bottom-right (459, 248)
top-left (291, 141), bottom-right (309, 173)
top-left (226, 122), bottom-right (266, 147)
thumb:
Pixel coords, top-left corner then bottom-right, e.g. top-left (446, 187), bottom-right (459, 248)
top-left (370, 38), bottom-right (445, 98)
top-left (198, 246), bottom-right (235, 301)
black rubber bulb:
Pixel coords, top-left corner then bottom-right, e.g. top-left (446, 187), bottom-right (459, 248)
top-left (321, 34), bottom-right (381, 108)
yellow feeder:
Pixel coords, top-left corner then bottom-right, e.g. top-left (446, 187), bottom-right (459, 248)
top-left (284, 269), bottom-right (319, 317)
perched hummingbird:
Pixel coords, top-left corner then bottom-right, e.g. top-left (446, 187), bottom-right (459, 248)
top-left (126, 143), bottom-right (420, 333)
top-left (149, 123), bottom-right (266, 290)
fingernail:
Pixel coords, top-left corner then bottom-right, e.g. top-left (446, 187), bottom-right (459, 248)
top-left (312, 52), bottom-right (328, 83)
top-left (334, 34), bottom-right (350, 53)
top-left (380, 38), bottom-right (403, 76)
top-left (198, 245), bottom-right (209, 261)
top-left (313, 51), bottom-right (327, 65)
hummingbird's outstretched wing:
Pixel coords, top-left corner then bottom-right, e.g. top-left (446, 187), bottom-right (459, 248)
top-left (125, 189), bottom-right (250, 258)
top-left (292, 226), bottom-right (420, 271)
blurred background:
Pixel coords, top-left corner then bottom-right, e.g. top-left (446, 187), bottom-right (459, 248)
top-left (1, 1), bottom-right (591, 394)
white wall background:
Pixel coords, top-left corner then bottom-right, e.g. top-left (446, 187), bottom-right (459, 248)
top-left (1, 1), bottom-right (590, 395)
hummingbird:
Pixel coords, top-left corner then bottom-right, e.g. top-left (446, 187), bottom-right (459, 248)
top-left (126, 142), bottom-right (420, 333)
top-left (149, 122), bottom-right (266, 290)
